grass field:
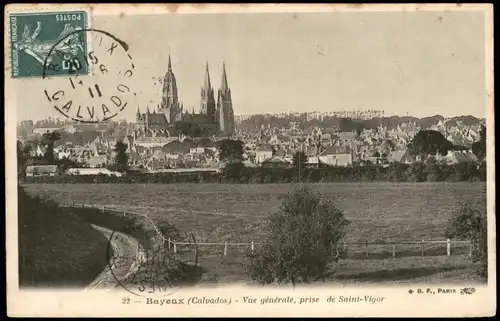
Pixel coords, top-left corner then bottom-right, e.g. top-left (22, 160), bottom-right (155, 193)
top-left (23, 182), bottom-right (487, 285)
top-left (18, 187), bottom-right (111, 288)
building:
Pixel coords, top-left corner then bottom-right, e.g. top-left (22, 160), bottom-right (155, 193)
top-left (159, 55), bottom-right (184, 124)
top-left (216, 62), bottom-right (235, 136)
top-left (32, 127), bottom-right (62, 135)
top-left (26, 165), bottom-right (59, 177)
top-left (442, 150), bottom-right (478, 165)
top-left (321, 146), bottom-right (353, 167)
top-left (135, 55), bottom-right (235, 137)
top-left (255, 144), bottom-right (273, 164)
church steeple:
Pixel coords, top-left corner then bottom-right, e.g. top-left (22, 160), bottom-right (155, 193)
top-left (217, 61), bottom-right (234, 136)
top-left (200, 61), bottom-right (216, 120)
top-left (203, 61), bottom-right (212, 90)
top-left (136, 106), bottom-right (141, 120)
top-left (220, 61), bottom-right (228, 93)
top-left (160, 53), bottom-right (181, 124)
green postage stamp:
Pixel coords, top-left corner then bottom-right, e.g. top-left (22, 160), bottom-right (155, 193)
top-left (9, 11), bottom-right (88, 78)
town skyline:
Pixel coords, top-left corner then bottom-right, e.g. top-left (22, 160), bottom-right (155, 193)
top-left (15, 11), bottom-right (487, 122)
top-left (19, 110), bottom-right (486, 125)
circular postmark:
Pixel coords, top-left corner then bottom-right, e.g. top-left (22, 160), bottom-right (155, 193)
top-left (106, 228), bottom-right (199, 297)
top-left (42, 28), bottom-right (136, 123)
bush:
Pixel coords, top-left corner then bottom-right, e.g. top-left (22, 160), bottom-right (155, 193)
top-left (245, 187), bottom-right (350, 286)
top-left (445, 201), bottom-right (488, 278)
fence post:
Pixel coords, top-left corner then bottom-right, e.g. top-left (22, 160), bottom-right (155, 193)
top-left (446, 239), bottom-right (451, 256)
top-left (251, 241), bottom-right (254, 253)
top-left (421, 240), bottom-right (425, 257)
top-left (168, 238), bottom-right (171, 250)
top-left (224, 242), bottom-right (227, 256)
top-left (468, 241), bottom-right (473, 258)
top-left (365, 240), bottom-right (368, 257)
top-left (392, 244), bottom-right (396, 259)
top-left (123, 210), bottom-right (126, 217)
top-left (173, 241), bottom-right (177, 253)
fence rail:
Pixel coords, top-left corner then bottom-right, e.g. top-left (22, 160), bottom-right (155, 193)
top-left (63, 203), bottom-right (473, 259)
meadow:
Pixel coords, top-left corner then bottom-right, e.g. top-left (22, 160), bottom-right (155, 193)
top-left (23, 182), bottom-right (487, 284)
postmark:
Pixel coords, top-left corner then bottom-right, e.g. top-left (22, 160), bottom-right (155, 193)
top-left (9, 11), bottom-right (88, 78)
top-left (41, 28), bottom-right (136, 123)
top-left (106, 229), bottom-right (199, 297)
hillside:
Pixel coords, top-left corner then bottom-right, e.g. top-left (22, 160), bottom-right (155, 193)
top-left (18, 186), bottom-right (111, 288)
top-left (238, 114), bottom-right (483, 132)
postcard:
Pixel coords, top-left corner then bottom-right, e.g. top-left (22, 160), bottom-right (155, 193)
top-left (5, 3), bottom-right (495, 317)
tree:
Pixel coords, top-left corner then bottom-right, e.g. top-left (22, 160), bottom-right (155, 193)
top-left (55, 157), bottom-right (83, 173)
top-left (445, 201), bottom-right (487, 278)
top-left (41, 131), bottom-right (61, 164)
top-left (372, 151), bottom-right (381, 158)
top-left (218, 139), bottom-right (244, 164)
top-left (111, 140), bottom-right (128, 172)
top-left (245, 187), bottom-right (350, 286)
top-left (17, 141), bottom-right (32, 179)
top-left (407, 130), bottom-right (453, 159)
top-left (472, 124), bottom-right (486, 162)
top-left (292, 151), bottom-right (308, 169)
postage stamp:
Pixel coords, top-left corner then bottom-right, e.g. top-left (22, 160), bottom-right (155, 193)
top-left (9, 11), bottom-right (89, 78)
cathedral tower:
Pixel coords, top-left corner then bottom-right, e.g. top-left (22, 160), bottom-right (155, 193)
top-left (160, 54), bottom-right (183, 123)
top-left (216, 62), bottom-right (235, 136)
top-left (200, 61), bottom-right (216, 122)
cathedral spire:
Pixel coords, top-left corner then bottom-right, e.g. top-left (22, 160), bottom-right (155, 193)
top-left (220, 61), bottom-right (228, 92)
top-left (168, 54), bottom-right (172, 71)
top-left (203, 61), bottom-right (212, 89)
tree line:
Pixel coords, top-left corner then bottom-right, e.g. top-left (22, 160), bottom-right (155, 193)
top-left (21, 161), bottom-right (486, 184)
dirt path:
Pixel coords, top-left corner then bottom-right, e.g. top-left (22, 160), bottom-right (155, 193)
top-left (85, 225), bottom-right (146, 291)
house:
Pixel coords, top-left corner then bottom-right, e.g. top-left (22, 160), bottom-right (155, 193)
top-left (190, 147), bottom-right (206, 154)
top-left (387, 150), bottom-right (407, 163)
top-left (88, 155), bottom-right (108, 168)
top-left (123, 135), bottom-right (134, 153)
top-left (399, 151), bottom-right (416, 164)
top-left (363, 156), bottom-right (380, 165)
top-left (321, 146), bottom-right (353, 167)
top-left (443, 150), bottom-right (478, 165)
top-left (32, 127), bottom-right (62, 135)
top-left (255, 144), bottom-right (273, 164)
top-left (274, 149), bottom-right (286, 157)
top-left (134, 136), bottom-right (178, 148)
top-left (336, 131), bottom-right (356, 144)
top-left (145, 158), bottom-right (167, 170)
top-left (261, 156), bottom-right (291, 169)
top-left (26, 165), bottom-right (59, 177)
top-left (35, 145), bottom-right (47, 157)
top-left (128, 153), bottom-right (143, 166)
top-left (307, 156), bottom-right (320, 166)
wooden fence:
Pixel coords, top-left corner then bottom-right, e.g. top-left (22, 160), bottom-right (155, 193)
top-left (64, 203), bottom-right (473, 259)
top-left (165, 238), bottom-right (472, 259)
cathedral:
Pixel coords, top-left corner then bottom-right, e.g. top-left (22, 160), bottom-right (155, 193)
top-left (135, 55), bottom-right (235, 137)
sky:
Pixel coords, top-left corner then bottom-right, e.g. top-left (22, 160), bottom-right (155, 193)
top-left (13, 10), bottom-right (488, 122)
